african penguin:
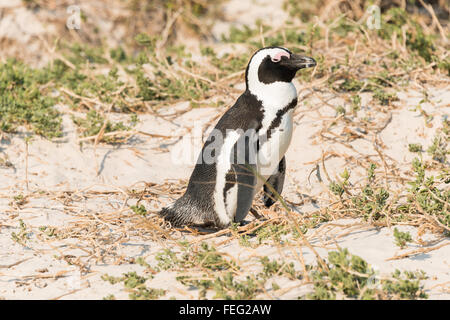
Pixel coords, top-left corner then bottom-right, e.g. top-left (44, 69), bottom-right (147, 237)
top-left (160, 46), bottom-right (316, 229)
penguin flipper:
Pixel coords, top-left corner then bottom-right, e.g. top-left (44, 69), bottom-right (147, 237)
top-left (233, 162), bottom-right (257, 222)
top-left (232, 132), bottom-right (258, 223)
top-left (263, 156), bottom-right (286, 207)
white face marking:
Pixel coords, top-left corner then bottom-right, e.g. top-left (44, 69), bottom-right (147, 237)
top-left (255, 109), bottom-right (294, 190)
top-left (213, 130), bottom-right (241, 225)
top-left (271, 51), bottom-right (290, 62)
top-left (246, 47), bottom-right (298, 136)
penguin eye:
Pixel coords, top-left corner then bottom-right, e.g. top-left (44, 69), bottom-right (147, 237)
top-left (271, 57), bottom-right (281, 63)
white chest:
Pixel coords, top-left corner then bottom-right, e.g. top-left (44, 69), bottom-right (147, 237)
top-left (255, 109), bottom-right (294, 190)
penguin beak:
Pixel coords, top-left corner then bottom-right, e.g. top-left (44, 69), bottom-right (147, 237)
top-left (280, 54), bottom-right (316, 70)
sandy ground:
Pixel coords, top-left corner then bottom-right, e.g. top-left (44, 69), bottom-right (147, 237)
top-left (0, 0), bottom-right (449, 300)
top-left (0, 83), bottom-right (449, 299)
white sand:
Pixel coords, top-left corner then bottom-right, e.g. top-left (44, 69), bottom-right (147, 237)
top-left (0, 85), bottom-right (448, 300)
top-left (0, 0), bottom-right (449, 300)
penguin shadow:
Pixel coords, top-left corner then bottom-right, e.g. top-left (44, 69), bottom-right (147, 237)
top-left (410, 253), bottom-right (432, 261)
top-left (95, 135), bottom-right (147, 175)
top-left (159, 136), bottom-right (183, 150)
top-left (176, 193), bottom-right (318, 237)
top-left (185, 225), bottom-right (224, 234)
top-left (291, 193), bottom-right (320, 210)
top-left (0, 134), bottom-right (16, 172)
top-left (124, 135), bottom-right (147, 146)
top-left (0, 135), bottom-right (11, 149)
top-left (97, 149), bottom-right (116, 176)
top-left (178, 209), bottom-right (268, 236)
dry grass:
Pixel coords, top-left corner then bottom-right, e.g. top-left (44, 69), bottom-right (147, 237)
top-left (0, 0), bottom-right (449, 299)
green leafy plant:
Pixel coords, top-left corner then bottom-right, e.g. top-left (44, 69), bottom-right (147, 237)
top-left (131, 204), bottom-right (147, 216)
top-left (71, 110), bottom-right (135, 143)
top-left (101, 272), bottom-right (165, 300)
top-left (11, 219), bottom-right (30, 246)
top-left (329, 168), bottom-right (350, 198)
top-left (373, 89), bottom-right (398, 106)
top-left (378, 8), bottom-right (436, 63)
top-left (408, 143), bottom-right (423, 153)
top-left (427, 120), bottom-right (449, 163)
top-left (259, 256), bottom-right (299, 280)
top-left (0, 59), bottom-right (62, 138)
top-left (306, 249), bottom-right (427, 300)
top-left (393, 228), bottom-right (412, 249)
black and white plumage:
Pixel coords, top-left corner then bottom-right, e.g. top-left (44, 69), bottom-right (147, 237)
top-left (160, 46), bottom-right (316, 229)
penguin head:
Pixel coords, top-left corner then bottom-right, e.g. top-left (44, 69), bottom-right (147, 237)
top-left (245, 46), bottom-right (316, 90)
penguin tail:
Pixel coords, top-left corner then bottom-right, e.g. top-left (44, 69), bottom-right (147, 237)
top-left (159, 198), bottom-right (214, 228)
top-left (159, 205), bottom-right (184, 227)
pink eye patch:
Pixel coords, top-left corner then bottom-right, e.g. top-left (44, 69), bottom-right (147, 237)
top-left (271, 51), bottom-right (290, 62)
